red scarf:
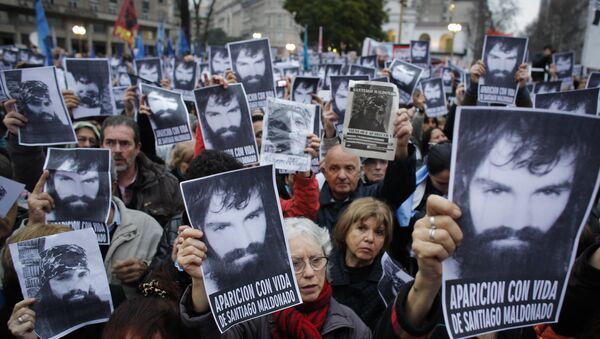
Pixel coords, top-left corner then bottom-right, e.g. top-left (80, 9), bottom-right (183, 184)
top-left (271, 281), bottom-right (332, 339)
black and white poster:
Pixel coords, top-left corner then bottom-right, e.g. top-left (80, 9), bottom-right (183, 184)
top-left (64, 58), bottom-right (117, 119)
top-left (180, 165), bottom-right (301, 333)
top-left (1, 47), bottom-right (17, 70)
top-left (331, 75), bottom-right (370, 135)
top-left (0, 176), bottom-right (24, 218)
top-left (115, 63), bottom-right (134, 87)
top-left (410, 40), bottom-right (430, 69)
top-left (112, 86), bottom-right (128, 112)
top-left (1, 66), bottom-right (77, 146)
top-left (342, 80), bottom-right (398, 160)
top-left (479, 36), bottom-right (528, 105)
top-left (389, 59), bottom-right (424, 105)
top-left (140, 83), bottom-right (192, 146)
top-left (534, 88), bottom-right (600, 115)
top-left (586, 72), bottom-right (600, 88)
top-left (349, 65), bottom-right (377, 78)
top-left (533, 81), bottom-right (562, 94)
top-left (9, 228), bottom-right (113, 339)
top-left (194, 83), bottom-right (259, 165)
top-left (44, 148), bottom-right (111, 224)
top-left (228, 38), bottom-right (275, 109)
top-left (443, 107), bottom-right (600, 338)
top-left (323, 63), bottom-right (343, 90)
top-left (359, 55), bottom-right (378, 69)
top-left (420, 78), bottom-right (448, 117)
top-left (291, 76), bottom-right (320, 104)
top-left (261, 98), bottom-right (315, 172)
top-left (553, 52), bottom-right (574, 80)
top-left (442, 67), bottom-right (454, 94)
top-left (162, 56), bottom-right (174, 81)
top-left (172, 59), bottom-right (197, 91)
top-left (377, 252), bottom-right (414, 307)
top-left (133, 57), bottom-right (162, 84)
top-left (209, 45), bottom-right (231, 76)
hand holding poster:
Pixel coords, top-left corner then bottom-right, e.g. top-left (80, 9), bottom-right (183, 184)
top-left (180, 165), bottom-right (301, 332)
top-left (228, 38), bottom-right (275, 109)
top-left (420, 78), bottom-right (448, 117)
top-left (388, 59), bottom-right (424, 105)
top-left (9, 228), bottom-right (113, 339)
top-left (534, 88), bottom-right (600, 115)
top-left (478, 36), bottom-right (528, 105)
top-left (342, 80), bottom-right (399, 160)
top-left (1, 66), bottom-right (77, 146)
top-left (442, 107), bottom-right (600, 338)
top-left (194, 83), bottom-right (259, 165)
top-left (64, 58), bottom-right (117, 118)
top-left (140, 83), bottom-right (193, 146)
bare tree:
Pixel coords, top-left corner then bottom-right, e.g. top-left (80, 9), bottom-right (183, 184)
top-left (201, 0), bottom-right (217, 48)
top-left (193, 0), bottom-right (202, 48)
top-left (488, 0), bottom-right (519, 32)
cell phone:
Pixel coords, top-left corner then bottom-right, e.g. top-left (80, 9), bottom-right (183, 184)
top-left (277, 80), bottom-right (287, 87)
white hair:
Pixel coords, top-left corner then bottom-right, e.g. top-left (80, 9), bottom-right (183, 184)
top-left (284, 217), bottom-right (332, 257)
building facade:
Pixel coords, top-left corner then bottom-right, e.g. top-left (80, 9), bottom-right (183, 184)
top-left (208, 0), bottom-right (303, 54)
top-left (0, 0), bottom-right (180, 56)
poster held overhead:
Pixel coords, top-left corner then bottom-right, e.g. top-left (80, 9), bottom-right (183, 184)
top-left (420, 78), bottom-right (448, 117)
top-left (64, 58), bottom-right (117, 118)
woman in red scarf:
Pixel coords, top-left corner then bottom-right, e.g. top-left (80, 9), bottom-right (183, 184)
top-left (176, 217), bottom-right (371, 338)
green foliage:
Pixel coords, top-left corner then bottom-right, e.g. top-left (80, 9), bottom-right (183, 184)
top-left (284, 0), bottom-right (387, 52)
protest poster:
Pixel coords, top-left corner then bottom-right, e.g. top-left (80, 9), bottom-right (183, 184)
top-left (133, 57), bottom-right (162, 84)
top-left (478, 36), bottom-right (528, 105)
top-left (322, 63), bottom-right (343, 90)
top-left (553, 52), bottom-right (574, 80)
top-left (342, 80), bottom-right (398, 160)
top-left (291, 76), bottom-right (320, 104)
top-left (359, 55), bottom-right (378, 68)
top-left (43, 148), bottom-right (111, 224)
top-left (420, 78), bottom-right (448, 117)
top-left (180, 165), bottom-right (302, 332)
top-left (410, 40), bottom-right (430, 69)
top-left (9, 228), bottom-right (113, 339)
top-left (228, 38), bottom-right (275, 109)
top-left (389, 59), bottom-right (423, 105)
top-left (586, 71), bottom-right (600, 88)
top-left (194, 83), bottom-right (259, 165)
top-left (349, 65), bottom-right (377, 78)
top-left (64, 58), bottom-right (117, 118)
top-left (330, 75), bottom-right (370, 136)
top-left (534, 88), bottom-right (600, 115)
top-left (533, 81), bottom-right (562, 94)
top-left (1, 66), bottom-right (77, 146)
top-left (261, 98), bottom-right (315, 172)
top-left (443, 107), bottom-right (600, 338)
top-left (378, 252), bottom-right (414, 307)
top-left (172, 59), bottom-right (197, 92)
top-left (112, 86), bottom-right (128, 112)
top-left (0, 176), bottom-right (24, 218)
top-left (209, 45), bottom-right (230, 76)
top-left (442, 67), bottom-right (454, 94)
top-left (140, 83), bottom-right (193, 146)
top-left (161, 56), bottom-right (174, 81)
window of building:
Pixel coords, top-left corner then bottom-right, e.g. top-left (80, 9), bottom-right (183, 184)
top-left (90, 0), bottom-right (99, 12)
top-left (440, 33), bottom-right (453, 53)
top-left (93, 23), bottom-right (106, 33)
top-left (69, 0), bottom-right (77, 9)
top-left (109, 3), bottom-right (117, 14)
top-left (418, 33), bottom-right (431, 41)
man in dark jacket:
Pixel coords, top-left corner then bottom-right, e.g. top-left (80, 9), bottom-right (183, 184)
top-left (317, 109), bottom-right (416, 231)
top-left (101, 115), bottom-right (183, 226)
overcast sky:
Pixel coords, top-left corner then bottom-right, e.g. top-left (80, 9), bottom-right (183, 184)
top-left (514, 0), bottom-right (542, 33)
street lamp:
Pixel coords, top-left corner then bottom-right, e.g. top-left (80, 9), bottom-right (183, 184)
top-left (447, 22), bottom-right (462, 58)
top-left (72, 25), bottom-right (87, 53)
top-left (285, 43), bottom-right (296, 52)
top-left (252, 32), bottom-right (262, 39)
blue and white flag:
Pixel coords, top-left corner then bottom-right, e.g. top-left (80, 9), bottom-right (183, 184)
top-left (35, 0), bottom-right (53, 66)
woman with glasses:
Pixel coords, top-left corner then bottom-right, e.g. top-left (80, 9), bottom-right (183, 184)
top-left (176, 217), bottom-right (371, 338)
top-left (329, 197), bottom-right (394, 330)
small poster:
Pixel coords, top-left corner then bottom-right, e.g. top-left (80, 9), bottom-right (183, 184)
top-left (420, 78), bottom-right (448, 117)
top-left (64, 58), bottom-right (117, 118)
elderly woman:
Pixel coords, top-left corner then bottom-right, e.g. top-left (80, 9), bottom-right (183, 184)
top-left (176, 217), bottom-right (371, 338)
top-left (329, 197), bottom-right (394, 330)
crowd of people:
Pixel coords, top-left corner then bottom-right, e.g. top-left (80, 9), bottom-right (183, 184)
top-left (0, 37), bottom-right (598, 339)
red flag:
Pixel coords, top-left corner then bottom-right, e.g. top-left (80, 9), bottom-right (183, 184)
top-left (112, 0), bottom-right (139, 48)
top-left (486, 27), bottom-right (511, 37)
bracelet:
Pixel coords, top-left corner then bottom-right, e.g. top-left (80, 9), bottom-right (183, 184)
top-left (174, 260), bottom-right (184, 272)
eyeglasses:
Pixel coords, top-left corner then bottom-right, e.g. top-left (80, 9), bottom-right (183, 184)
top-left (292, 256), bottom-right (328, 274)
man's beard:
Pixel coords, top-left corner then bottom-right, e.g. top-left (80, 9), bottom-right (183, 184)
top-left (114, 154), bottom-right (136, 172)
top-left (54, 195), bottom-right (97, 220)
top-left (489, 69), bottom-right (513, 83)
top-left (455, 226), bottom-right (563, 280)
top-left (61, 289), bottom-right (91, 303)
top-left (210, 125), bottom-right (241, 149)
top-left (211, 242), bottom-right (265, 286)
top-left (242, 75), bottom-right (264, 93)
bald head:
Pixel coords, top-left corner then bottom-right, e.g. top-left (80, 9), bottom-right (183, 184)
top-left (323, 145), bottom-right (361, 200)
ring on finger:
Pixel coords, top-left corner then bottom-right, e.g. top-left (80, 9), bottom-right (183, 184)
top-left (429, 216), bottom-right (436, 229)
top-left (17, 316), bottom-right (24, 324)
top-left (429, 227), bottom-right (436, 242)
